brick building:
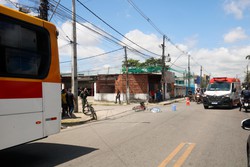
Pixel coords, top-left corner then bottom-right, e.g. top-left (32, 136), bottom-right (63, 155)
top-left (94, 73), bottom-right (163, 102)
top-left (61, 73), bottom-right (175, 102)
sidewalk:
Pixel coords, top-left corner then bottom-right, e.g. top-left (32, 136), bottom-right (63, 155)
top-left (61, 97), bottom-right (185, 127)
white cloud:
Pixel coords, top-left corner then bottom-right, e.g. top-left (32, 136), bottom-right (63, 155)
top-left (184, 34), bottom-right (199, 48)
top-left (54, 21), bottom-right (250, 81)
top-left (0, 0), bottom-right (18, 5)
top-left (224, 0), bottom-right (250, 19)
top-left (223, 27), bottom-right (248, 43)
top-left (58, 21), bottom-right (109, 73)
top-left (186, 46), bottom-right (250, 81)
top-left (58, 21), bottom-right (104, 58)
top-left (0, 0), bottom-right (7, 5)
top-left (123, 29), bottom-right (161, 50)
top-left (121, 29), bottom-right (250, 81)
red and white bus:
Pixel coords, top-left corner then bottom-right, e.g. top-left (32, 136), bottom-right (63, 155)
top-left (0, 5), bottom-right (61, 150)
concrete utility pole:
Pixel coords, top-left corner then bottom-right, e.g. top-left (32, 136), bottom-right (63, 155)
top-left (124, 46), bottom-right (130, 104)
top-left (39, 0), bottom-right (48, 21)
top-left (247, 65), bottom-right (249, 85)
top-left (188, 54), bottom-right (191, 91)
top-left (161, 35), bottom-right (166, 100)
top-left (72, 0), bottom-right (78, 112)
top-left (200, 66), bottom-right (202, 88)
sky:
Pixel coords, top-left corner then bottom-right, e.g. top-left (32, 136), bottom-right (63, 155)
top-left (1, 0), bottom-right (250, 82)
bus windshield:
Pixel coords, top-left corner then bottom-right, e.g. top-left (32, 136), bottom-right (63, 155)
top-left (207, 82), bottom-right (231, 91)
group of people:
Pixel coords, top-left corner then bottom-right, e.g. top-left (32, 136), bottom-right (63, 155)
top-left (149, 89), bottom-right (162, 102)
top-left (61, 88), bottom-right (76, 118)
top-left (61, 87), bottom-right (89, 118)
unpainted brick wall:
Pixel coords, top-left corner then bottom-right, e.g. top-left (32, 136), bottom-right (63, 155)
top-left (115, 74), bottom-right (148, 94)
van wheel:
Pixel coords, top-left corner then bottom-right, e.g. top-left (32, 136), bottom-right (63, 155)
top-left (204, 105), bottom-right (208, 109)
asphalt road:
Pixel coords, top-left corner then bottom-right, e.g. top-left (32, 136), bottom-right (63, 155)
top-left (1, 101), bottom-right (250, 167)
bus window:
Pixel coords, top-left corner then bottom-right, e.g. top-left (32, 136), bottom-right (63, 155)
top-left (0, 14), bottom-right (50, 78)
top-left (5, 48), bottom-right (40, 75)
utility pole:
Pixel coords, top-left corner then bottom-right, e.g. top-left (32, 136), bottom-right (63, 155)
top-left (72, 0), bottom-right (78, 112)
top-left (200, 66), bottom-right (202, 88)
top-left (39, 0), bottom-right (48, 21)
top-left (124, 46), bottom-right (130, 104)
top-left (247, 65), bottom-right (249, 86)
top-left (188, 54), bottom-right (190, 91)
top-left (161, 35), bottom-right (166, 100)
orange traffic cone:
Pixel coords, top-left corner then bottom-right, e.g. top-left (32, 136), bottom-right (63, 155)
top-left (186, 97), bottom-right (190, 106)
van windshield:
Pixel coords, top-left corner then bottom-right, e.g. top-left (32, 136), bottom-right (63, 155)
top-left (207, 82), bottom-right (231, 91)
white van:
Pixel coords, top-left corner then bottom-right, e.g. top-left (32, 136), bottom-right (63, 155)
top-left (203, 77), bottom-right (241, 109)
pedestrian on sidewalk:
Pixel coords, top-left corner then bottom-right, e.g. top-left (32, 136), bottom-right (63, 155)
top-left (115, 89), bottom-right (121, 104)
top-left (67, 89), bottom-right (76, 117)
top-left (80, 87), bottom-right (89, 111)
top-left (61, 88), bottom-right (68, 118)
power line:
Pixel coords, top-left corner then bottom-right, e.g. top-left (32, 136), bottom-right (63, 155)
top-left (127, 0), bottom-right (164, 36)
top-left (76, 0), bottom-right (161, 57)
top-left (17, 0), bottom-right (160, 61)
top-left (60, 47), bottom-right (123, 63)
top-left (126, 0), bottom-right (211, 75)
top-left (49, 0), bottom-right (153, 59)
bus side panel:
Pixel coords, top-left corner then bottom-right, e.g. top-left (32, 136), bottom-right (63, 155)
top-left (0, 98), bottom-right (42, 115)
top-left (43, 82), bottom-right (61, 136)
top-left (0, 112), bottom-right (43, 150)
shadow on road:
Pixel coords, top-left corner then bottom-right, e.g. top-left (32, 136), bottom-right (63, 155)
top-left (0, 142), bottom-right (98, 167)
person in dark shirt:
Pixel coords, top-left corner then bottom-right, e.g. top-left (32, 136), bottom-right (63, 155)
top-left (67, 89), bottom-right (76, 117)
top-left (115, 90), bottom-right (121, 104)
top-left (61, 88), bottom-right (68, 118)
top-left (80, 88), bottom-right (89, 111)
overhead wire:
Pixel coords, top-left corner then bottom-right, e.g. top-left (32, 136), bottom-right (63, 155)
top-left (49, 0), bottom-right (61, 21)
top-left (126, 0), bottom-right (211, 75)
top-left (60, 47), bottom-right (124, 63)
top-left (76, 0), bottom-right (161, 58)
top-left (23, 0), bottom-right (159, 62)
top-left (49, 0), bottom-right (159, 61)
top-left (11, 0), bottom-right (194, 75)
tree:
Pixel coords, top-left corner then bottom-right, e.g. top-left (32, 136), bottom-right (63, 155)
top-left (141, 57), bottom-right (162, 67)
top-left (122, 57), bottom-right (162, 68)
top-left (122, 59), bottom-right (141, 68)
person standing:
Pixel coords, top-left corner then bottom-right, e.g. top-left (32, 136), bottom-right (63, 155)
top-left (80, 88), bottom-right (89, 111)
top-left (67, 89), bottom-right (75, 117)
top-left (150, 90), bottom-right (155, 102)
top-left (61, 88), bottom-right (68, 118)
top-left (115, 90), bottom-right (121, 104)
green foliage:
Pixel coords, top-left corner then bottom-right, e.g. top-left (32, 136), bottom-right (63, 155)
top-left (122, 57), bottom-right (162, 68)
top-left (121, 57), bottom-right (185, 74)
top-left (141, 57), bottom-right (162, 67)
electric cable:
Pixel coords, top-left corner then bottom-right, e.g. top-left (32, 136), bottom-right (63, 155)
top-left (60, 47), bottom-right (123, 63)
top-left (76, 0), bottom-right (161, 57)
top-left (126, 0), bottom-right (211, 76)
